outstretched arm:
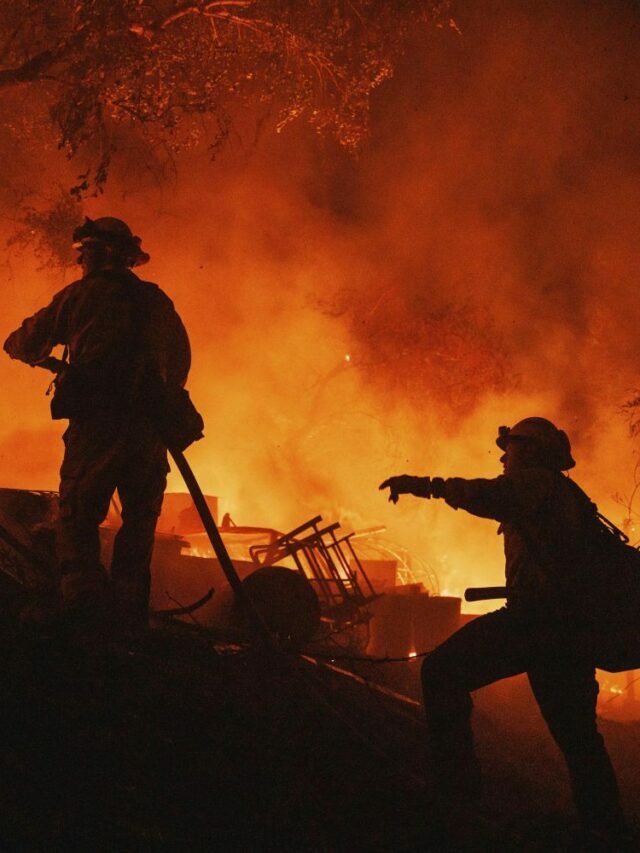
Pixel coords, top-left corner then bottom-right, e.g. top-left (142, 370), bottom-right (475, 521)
top-left (380, 470), bottom-right (554, 524)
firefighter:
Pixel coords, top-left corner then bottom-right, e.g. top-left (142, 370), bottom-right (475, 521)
top-left (380, 418), bottom-right (630, 848)
top-left (4, 217), bottom-right (190, 632)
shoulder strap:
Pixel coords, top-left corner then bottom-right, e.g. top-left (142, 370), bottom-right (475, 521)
top-left (512, 474), bottom-right (631, 580)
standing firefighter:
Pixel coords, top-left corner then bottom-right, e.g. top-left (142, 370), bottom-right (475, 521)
top-left (380, 418), bottom-right (631, 848)
top-left (4, 217), bottom-right (191, 632)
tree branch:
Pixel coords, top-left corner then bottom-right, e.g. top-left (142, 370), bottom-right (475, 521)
top-left (161, 0), bottom-right (252, 29)
top-left (0, 2), bottom-right (252, 88)
top-left (209, 12), bottom-right (344, 94)
top-left (0, 29), bottom-right (86, 89)
top-left (129, 0), bottom-right (253, 37)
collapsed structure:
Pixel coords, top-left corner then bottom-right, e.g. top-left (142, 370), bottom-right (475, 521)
top-left (0, 487), bottom-right (463, 657)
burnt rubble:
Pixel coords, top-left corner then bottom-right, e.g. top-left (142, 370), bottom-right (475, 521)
top-left (0, 490), bottom-right (638, 849)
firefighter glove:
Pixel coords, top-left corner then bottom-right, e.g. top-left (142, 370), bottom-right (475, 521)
top-left (379, 475), bottom-right (432, 504)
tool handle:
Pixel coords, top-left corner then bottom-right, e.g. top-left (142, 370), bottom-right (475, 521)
top-left (32, 360), bottom-right (271, 643)
top-left (169, 447), bottom-right (272, 645)
top-left (464, 586), bottom-right (507, 602)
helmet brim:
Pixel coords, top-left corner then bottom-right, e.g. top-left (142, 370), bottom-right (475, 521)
top-left (496, 423), bottom-right (576, 470)
top-left (73, 236), bottom-right (150, 266)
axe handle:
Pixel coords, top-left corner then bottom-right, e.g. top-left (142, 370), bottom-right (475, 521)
top-left (33, 362), bottom-right (273, 644)
top-left (464, 586), bottom-right (507, 602)
top-left (169, 447), bottom-right (272, 645)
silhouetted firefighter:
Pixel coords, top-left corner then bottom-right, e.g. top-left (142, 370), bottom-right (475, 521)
top-left (4, 217), bottom-right (190, 632)
top-left (380, 418), bottom-right (631, 848)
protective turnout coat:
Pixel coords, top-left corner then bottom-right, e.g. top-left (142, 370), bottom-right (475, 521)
top-left (3, 269), bottom-right (190, 400)
top-left (431, 468), bottom-right (616, 611)
top-left (3, 268), bottom-right (192, 620)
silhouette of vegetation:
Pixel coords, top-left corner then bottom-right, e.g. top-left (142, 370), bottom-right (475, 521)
top-left (0, 1), bottom-right (450, 193)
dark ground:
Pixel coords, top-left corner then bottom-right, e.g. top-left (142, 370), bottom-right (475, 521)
top-left (0, 602), bottom-right (638, 852)
top-left (0, 620), bottom-right (430, 852)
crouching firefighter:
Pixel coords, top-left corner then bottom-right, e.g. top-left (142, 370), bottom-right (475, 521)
top-left (380, 418), bottom-right (632, 848)
top-left (4, 217), bottom-right (191, 632)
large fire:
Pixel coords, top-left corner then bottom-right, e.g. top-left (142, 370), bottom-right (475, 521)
top-left (1, 2), bottom-right (639, 713)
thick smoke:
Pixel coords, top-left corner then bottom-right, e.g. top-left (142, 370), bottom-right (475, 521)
top-left (1, 0), bottom-right (640, 606)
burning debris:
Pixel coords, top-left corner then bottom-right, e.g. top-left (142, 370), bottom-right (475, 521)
top-left (1, 1), bottom-right (640, 849)
top-left (0, 482), bottom-right (456, 656)
top-left (0, 488), bottom-right (58, 591)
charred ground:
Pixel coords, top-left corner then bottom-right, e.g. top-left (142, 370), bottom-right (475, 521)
top-left (0, 585), bottom-right (637, 852)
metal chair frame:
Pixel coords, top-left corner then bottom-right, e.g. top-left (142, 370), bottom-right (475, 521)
top-left (249, 515), bottom-right (378, 618)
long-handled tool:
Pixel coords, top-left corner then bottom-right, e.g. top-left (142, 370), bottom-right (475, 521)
top-left (37, 359), bottom-right (271, 644)
top-left (167, 446), bottom-right (271, 643)
top-left (464, 586), bottom-right (507, 602)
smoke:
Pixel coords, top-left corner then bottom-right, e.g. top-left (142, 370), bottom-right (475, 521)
top-left (1, 0), bottom-right (640, 605)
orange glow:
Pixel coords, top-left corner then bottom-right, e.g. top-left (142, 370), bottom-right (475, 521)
top-left (1, 1), bottom-right (640, 716)
top-left (597, 671), bottom-right (640, 722)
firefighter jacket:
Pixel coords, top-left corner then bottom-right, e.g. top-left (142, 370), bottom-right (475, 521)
top-left (4, 269), bottom-right (190, 412)
top-left (431, 468), bottom-right (606, 609)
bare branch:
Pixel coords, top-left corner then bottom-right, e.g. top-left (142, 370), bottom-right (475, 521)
top-left (161, 0), bottom-right (253, 30)
top-left (128, 0), bottom-right (253, 36)
top-left (0, 28), bottom-right (86, 89)
top-left (0, 0), bottom-right (448, 193)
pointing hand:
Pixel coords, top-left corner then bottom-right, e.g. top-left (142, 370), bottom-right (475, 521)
top-left (378, 475), bottom-right (432, 504)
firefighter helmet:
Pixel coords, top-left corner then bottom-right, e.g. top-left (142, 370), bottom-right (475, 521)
top-left (72, 217), bottom-right (150, 266)
top-left (496, 417), bottom-right (575, 470)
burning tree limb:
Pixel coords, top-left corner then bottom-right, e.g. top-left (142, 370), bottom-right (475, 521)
top-left (0, 1), bottom-right (449, 195)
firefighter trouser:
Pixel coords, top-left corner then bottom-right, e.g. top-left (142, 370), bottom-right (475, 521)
top-left (57, 415), bottom-right (168, 616)
top-left (421, 606), bottom-right (624, 833)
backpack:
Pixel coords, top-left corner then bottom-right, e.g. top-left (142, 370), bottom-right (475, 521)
top-left (584, 514), bottom-right (640, 672)
top-left (524, 477), bottom-right (640, 672)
